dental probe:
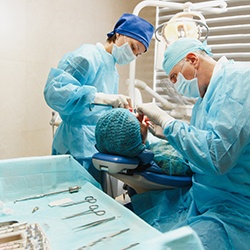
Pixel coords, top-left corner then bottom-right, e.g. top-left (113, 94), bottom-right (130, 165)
top-left (14, 185), bottom-right (81, 203)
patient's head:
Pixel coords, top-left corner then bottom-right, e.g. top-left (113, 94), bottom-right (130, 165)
top-left (95, 108), bottom-right (147, 157)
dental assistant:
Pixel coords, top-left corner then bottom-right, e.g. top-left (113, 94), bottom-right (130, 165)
top-left (44, 13), bottom-right (154, 182)
top-left (135, 38), bottom-right (250, 249)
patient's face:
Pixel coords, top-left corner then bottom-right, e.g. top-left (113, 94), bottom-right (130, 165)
top-left (135, 113), bottom-right (148, 144)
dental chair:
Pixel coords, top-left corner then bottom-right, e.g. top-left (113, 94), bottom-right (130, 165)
top-left (92, 77), bottom-right (194, 195)
top-left (92, 152), bottom-right (192, 194)
top-left (91, 76), bottom-right (194, 195)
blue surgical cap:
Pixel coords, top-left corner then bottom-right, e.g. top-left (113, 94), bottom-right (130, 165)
top-left (162, 38), bottom-right (212, 75)
top-left (107, 13), bottom-right (154, 51)
top-left (95, 109), bottom-right (145, 157)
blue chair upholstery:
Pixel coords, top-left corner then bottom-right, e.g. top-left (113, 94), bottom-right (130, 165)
top-left (92, 152), bottom-right (192, 194)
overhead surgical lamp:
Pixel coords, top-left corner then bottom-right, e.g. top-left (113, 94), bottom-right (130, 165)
top-left (155, 10), bottom-right (209, 45)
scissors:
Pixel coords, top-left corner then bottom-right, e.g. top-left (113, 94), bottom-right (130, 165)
top-left (60, 196), bottom-right (97, 207)
top-left (62, 205), bottom-right (105, 220)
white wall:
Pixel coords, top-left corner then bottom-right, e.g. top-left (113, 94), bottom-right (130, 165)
top-left (0, 0), bottom-right (144, 160)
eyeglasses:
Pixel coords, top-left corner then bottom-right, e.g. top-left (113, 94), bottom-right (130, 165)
top-left (169, 60), bottom-right (185, 84)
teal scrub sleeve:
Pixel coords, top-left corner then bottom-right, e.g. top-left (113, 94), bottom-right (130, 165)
top-left (44, 56), bottom-right (99, 116)
top-left (164, 65), bottom-right (250, 175)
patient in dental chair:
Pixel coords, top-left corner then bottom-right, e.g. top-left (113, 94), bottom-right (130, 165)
top-left (95, 108), bottom-right (192, 176)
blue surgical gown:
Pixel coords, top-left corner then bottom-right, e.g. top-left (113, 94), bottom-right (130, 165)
top-left (44, 43), bottom-right (119, 181)
top-left (131, 58), bottom-right (250, 250)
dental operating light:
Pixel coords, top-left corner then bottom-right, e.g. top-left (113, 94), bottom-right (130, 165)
top-left (155, 10), bottom-right (210, 44)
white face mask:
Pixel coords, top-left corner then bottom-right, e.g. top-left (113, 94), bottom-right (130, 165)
top-left (174, 70), bottom-right (200, 98)
top-left (112, 42), bottom-right (136, 65)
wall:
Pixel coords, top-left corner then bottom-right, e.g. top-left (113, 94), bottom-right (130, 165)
top-left (0, 0), bottom-right (147, 159)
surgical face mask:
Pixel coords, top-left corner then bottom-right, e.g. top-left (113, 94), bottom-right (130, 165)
top-left (112, 42), bottom-right (136, 65)
top-left (174, 70), bottom-right (200, 98)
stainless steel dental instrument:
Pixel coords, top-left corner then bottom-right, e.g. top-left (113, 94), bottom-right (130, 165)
top-left (14, 185), bottom-right (81, 203)
top-left (73, 216), bottom-right (116, 231)
top-left (32, 206), bottom-right (39, 213)
top-left (59, 195), bottom-right (97, 207)
top-left (120, 243), bottom-right (140, 250)
top-left (62, 205), bottom-right (105, 219)
top-left (77, 228), bottom-right (130, 249)
top-left (89, 103), bottom-right (113, 111)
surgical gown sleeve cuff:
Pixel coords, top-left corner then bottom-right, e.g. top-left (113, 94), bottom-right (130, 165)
top-left (162, 117), bottom-right (175, 130)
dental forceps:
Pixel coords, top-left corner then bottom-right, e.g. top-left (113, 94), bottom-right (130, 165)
top-left (73, 216), bottom-right (116, 231)
top-left (78, 228), bottom-right (130, 249)
top-left (60, 196), bottom-right (97, 207)
top-left (62, 205), bottom-right (105, 220)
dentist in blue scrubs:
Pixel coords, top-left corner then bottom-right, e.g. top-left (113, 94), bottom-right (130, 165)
top-left (135, 38), bottom-right (250, 250)
top-left (44, 13), bottom-right (154, 182)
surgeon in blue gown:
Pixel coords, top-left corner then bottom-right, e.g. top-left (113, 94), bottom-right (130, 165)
top-left (44, 13), bottom-right (154, 182)
top-left (135, 38), bottom-right (250, 250)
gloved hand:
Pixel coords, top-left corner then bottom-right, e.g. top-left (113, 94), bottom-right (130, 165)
top-left (148, 122), bottom-right (167, 140)
top-left (136, 102), bottom-right (175, 129)
top-left (94, 93), bottom-right (131, 108)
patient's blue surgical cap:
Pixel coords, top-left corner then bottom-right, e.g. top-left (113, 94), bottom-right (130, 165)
top-left (162, 38), bottom-right (212, 75)
top-left (107, 13), bottom-right (154, 51)
top-left (95, 109), bottom-right (145, 157)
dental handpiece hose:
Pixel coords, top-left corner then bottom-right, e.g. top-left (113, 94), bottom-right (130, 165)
top-left (14, 185), bottom-right (81, 203)
top-left (134, 79), bottom-right (175, 110)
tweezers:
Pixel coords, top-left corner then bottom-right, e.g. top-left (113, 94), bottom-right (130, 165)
top-left (74, 216), bottom-right (116, 231)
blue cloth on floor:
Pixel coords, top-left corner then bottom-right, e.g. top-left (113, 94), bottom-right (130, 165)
top-left (131, 185), bottom-right (250, 250)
